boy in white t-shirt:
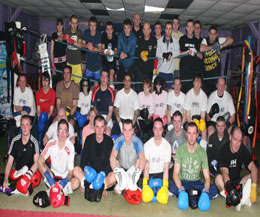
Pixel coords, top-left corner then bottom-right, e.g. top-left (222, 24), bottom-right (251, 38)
top-left (114, 74), bottom-right (139, 132)
top-left (184, 74), bottom-right (208, 150)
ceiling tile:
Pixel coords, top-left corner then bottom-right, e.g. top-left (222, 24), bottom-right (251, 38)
top-left (101, 0), bottom-right (122, 4)
top-left (102, 3), bottom-right (124, 10)
top-left (73, 8), bottom-right (92, 15)
top-left (42, 0), bottom-right (66, 8)
top-left (188, 0), bottom-right (217, 10)
top-left (124, 4), bottom-right (144, 12)
top-left (183, 9), bottom-right (204, 16)
top-left (124, 0), bottom-right (145, 5)
top-left (220, 13), bottom-right (243, 20)
top-left (240, 14), bottom-right (260, 21)
top-left (83, 3), bottom-right (105, 10)
top-left (163, 8), bottom-right (185, 14)
top-left (210, 2), bottom-right (238, 11)
top-left (22, 0), bottom-right (47, 7)
top-left (247, 0), bottom-right (260, 5)
top-left (210, 18), bottom-right (232, 25)
top-left (145, 0), bottom-right (169, 8)
top-left (108, 11), bottom-right (126, 16)
top-left (230, 4), bottom-right (260, 14)
top-left (201, 10), bottom-right (224, 18)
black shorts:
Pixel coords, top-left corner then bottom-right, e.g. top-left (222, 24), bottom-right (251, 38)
top-left (103, 60), bottom-right (116, 72)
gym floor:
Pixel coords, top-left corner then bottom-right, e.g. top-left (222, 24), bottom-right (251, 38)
top-left (0, 136), bottom-right (259, 217)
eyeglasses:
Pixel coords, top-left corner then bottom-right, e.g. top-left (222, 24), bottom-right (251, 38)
top-left (58, 128), bottom-right (68, 133)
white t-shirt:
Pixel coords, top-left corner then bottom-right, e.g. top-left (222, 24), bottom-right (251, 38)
top-left (144, 137), bottom-right (171, 174)
top-left (138, 91), bottom-right (155, 118)
top-left (77, 91), bottom-right (92, 115)
top-left (184, 88), bottom-right (207, 117)
top-left (46, 121), bottom-right (75, 140)
top-left (152, 90), bottom-right (168, 118)
top-left (41, 138), bottom-right (75, 178)
top-left (13, 86), bottom-right (36, 127)
top-left (207, 90), bottom-right (235, 122)
top-left (114, 88), bottom-right (139, 120)
top-left (167, 91), bottom-right (185, 116)
top-left (201, 37), bottom-right (226, 46)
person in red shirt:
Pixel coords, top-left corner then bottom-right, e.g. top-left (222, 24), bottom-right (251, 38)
top-left (35, 72), bottom-right (56, 148)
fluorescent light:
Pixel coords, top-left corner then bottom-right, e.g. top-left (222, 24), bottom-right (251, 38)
top-left (106, 7), bottom-right (125, 11)
top-left (145, 5), bottom-right (164, 13)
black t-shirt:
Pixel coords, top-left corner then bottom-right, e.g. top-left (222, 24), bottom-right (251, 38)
top-left (133, 27), bottom-right (143, 40)
top-left (101, 32), bottom-right (118, 64)
top-left (203, 37), bottom-right (222, 78)
top-left (207, 129), bottom-right (229, 164)
top-left (218, 142), bottom-right (252, 180)
top-left (179, 35), bottom-right (201, 79)
top-left (135, 35), bottom-right (157, 76)
top-left (80, 133), bottom-right (113, 174)
top-left (51, 32), bottom-right (67, 57)
top-left (8, 134), bottom-right (39, 170)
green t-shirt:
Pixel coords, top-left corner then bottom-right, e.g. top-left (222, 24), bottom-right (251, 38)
top-left (175, 142), bottom-right (208, 181)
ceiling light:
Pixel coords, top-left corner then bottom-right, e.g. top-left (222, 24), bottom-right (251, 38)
top-left (105, 7), bottom-right (125, 11)
top-left (145, 5), bottom-right (164, 13)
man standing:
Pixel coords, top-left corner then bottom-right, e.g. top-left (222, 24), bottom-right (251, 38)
top-left (170, 122), bottom-right (217, 202)
top-left (114, 74), bottom-right (139, 132)
top-left (101, 21), bottom-right (118, 88)
top-left (38, 119), bottom-right (75, 194)
top-left (200, 25), bottom-right (233, 96)
top-left (117, 19), bottom-right (137, 89)
top-left (156, 21), bottom-right (180, 90)
top-left (179, 19), bottom-right (202, 93)
top-left (63, 15), bottom-right (83, 84)
top-left (194, 20), bottom-right (204, 74)
top-left (83, 16), bottom-right (102, 81)
top-left (91, 70), bottom-right (115, 136)
top-left (56, 65), bottom-right (79, 126)
top-left (135, 22), bottom-right (157, 92)
top-left (110, 119), bottom-right (145, 194)
top-left (132, 13), bottom-right (143, 40)
top-left (172, 17), bottom-right (183, 78)
top-left (216, 126), bottom-right (258, 208)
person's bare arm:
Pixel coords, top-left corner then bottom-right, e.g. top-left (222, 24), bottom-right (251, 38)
top-left (173, 163), bottom-right (182, 189)
top-left (163, 162), bottom-right (170, 180)
top-left (248, 161), bottom-right (258, 184)
top-left (202, 168), bottom-right (210, 192)
top-left (220, 167), bottom-right (230, 185)
top-left (110, 149), bottom-right (119, 169)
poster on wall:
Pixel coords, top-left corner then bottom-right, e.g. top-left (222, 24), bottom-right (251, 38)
top-left (0, 40), bottom-right (12, 117)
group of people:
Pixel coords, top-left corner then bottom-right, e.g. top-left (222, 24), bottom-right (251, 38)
top-left (0, 13), bottom-right (258, 212)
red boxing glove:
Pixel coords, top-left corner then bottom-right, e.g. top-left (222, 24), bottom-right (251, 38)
top-left (50, 184), bottom-right (70, 208)
top-left (9, 166), bottom-right (28, 180)
top-left (16, 170), bottom-right (33, 195)
top-left (62, 34), bottom-right (74, 44)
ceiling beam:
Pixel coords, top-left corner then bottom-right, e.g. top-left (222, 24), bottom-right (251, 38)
top-left (247, 21), bottom-right (260, 41)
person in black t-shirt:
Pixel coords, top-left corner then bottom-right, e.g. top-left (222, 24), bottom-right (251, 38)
top-left (73, 115), bottom-right (116, 194)
top-left (132, 13), bottom-right (143, 40)
top-left (134, 22), bottom-right (157, 93)
top-left (207, 116), bottom-right (229, 177)
top-left (101, 21), bottom-right (118, 88)
top-left (50, 18), bottom-right (67, 90)
top-left (215, 126), bottom-right (258, 203)
top-left (179, 19), bottom-right (202, 93)
top-left (2, 115), bottom-right (39, 189)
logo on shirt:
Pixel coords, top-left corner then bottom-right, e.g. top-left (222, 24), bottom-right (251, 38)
top-left (220, 107), bottom-right (225, 113)
top-left (19, 99), bottom-right (27, 105)
top-left (229, 159), bottom-right (237, 168)
top-left (208, 143), bottom-right (213, 148)
top-left (65, 146), bottom-right (70, 156)
top-left (192, 102), bottom-right (199, 107)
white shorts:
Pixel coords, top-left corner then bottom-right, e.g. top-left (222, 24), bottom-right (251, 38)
top-left (102, 114), bottom-right (113, 129)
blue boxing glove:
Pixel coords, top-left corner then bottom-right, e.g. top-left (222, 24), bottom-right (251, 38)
top-left (44, 170), bottom-right (55, 187)
top-left (76, 111), bottom-right (87, 128)
top-left (198, 189), bottom-right (210, 211)
top-left (93, 171), bottom-right (106, 190)
top-left (22, 106), bottom-right (31, 114)
top-left (38, 112), bottom-right (48, 132)
top-left (84, 166), bottom-right (97, 183)
top-left (178, 188), bottom-right (189, 210)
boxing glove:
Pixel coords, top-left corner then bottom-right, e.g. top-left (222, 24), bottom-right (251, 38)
top-left (22, 106), bottom-right (31, 114)
top-left (93, 171), bottom-right (106, 190)
top-left (250, 183), bottom-right (257, 203)
top-left (198, 189), bottom-right (210, 211)
top-left (199, 119), bottom-right (206, 132)
top-left (16, 170), bottom-right (33, 195)
top-left (9, 165), bottom-right (28, 180)
top-left (178, 188), bottom-right (189, 210)
top-left (76, 111), bottom-right (87, 128)
top-left (50, 183), bottom-right (70, 208)
top-left (193, 119), bottom-right (200, 130)
top-left (84, 166), bottom-right (97, 183)
top-left (31, 170), bottom-right (42, 188)
top-left (62, 34), bottom-right (74, 44)
top-left (38, 112), bottom-right (48, 132)
top-left (141, 50), bottom-right (148, 61)
top-left (142, 177), bottom-right (154, 203)
top-left (44, 170), bottom-right (55, 187)
top-left (157, 179), bottom-right (169, 204)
